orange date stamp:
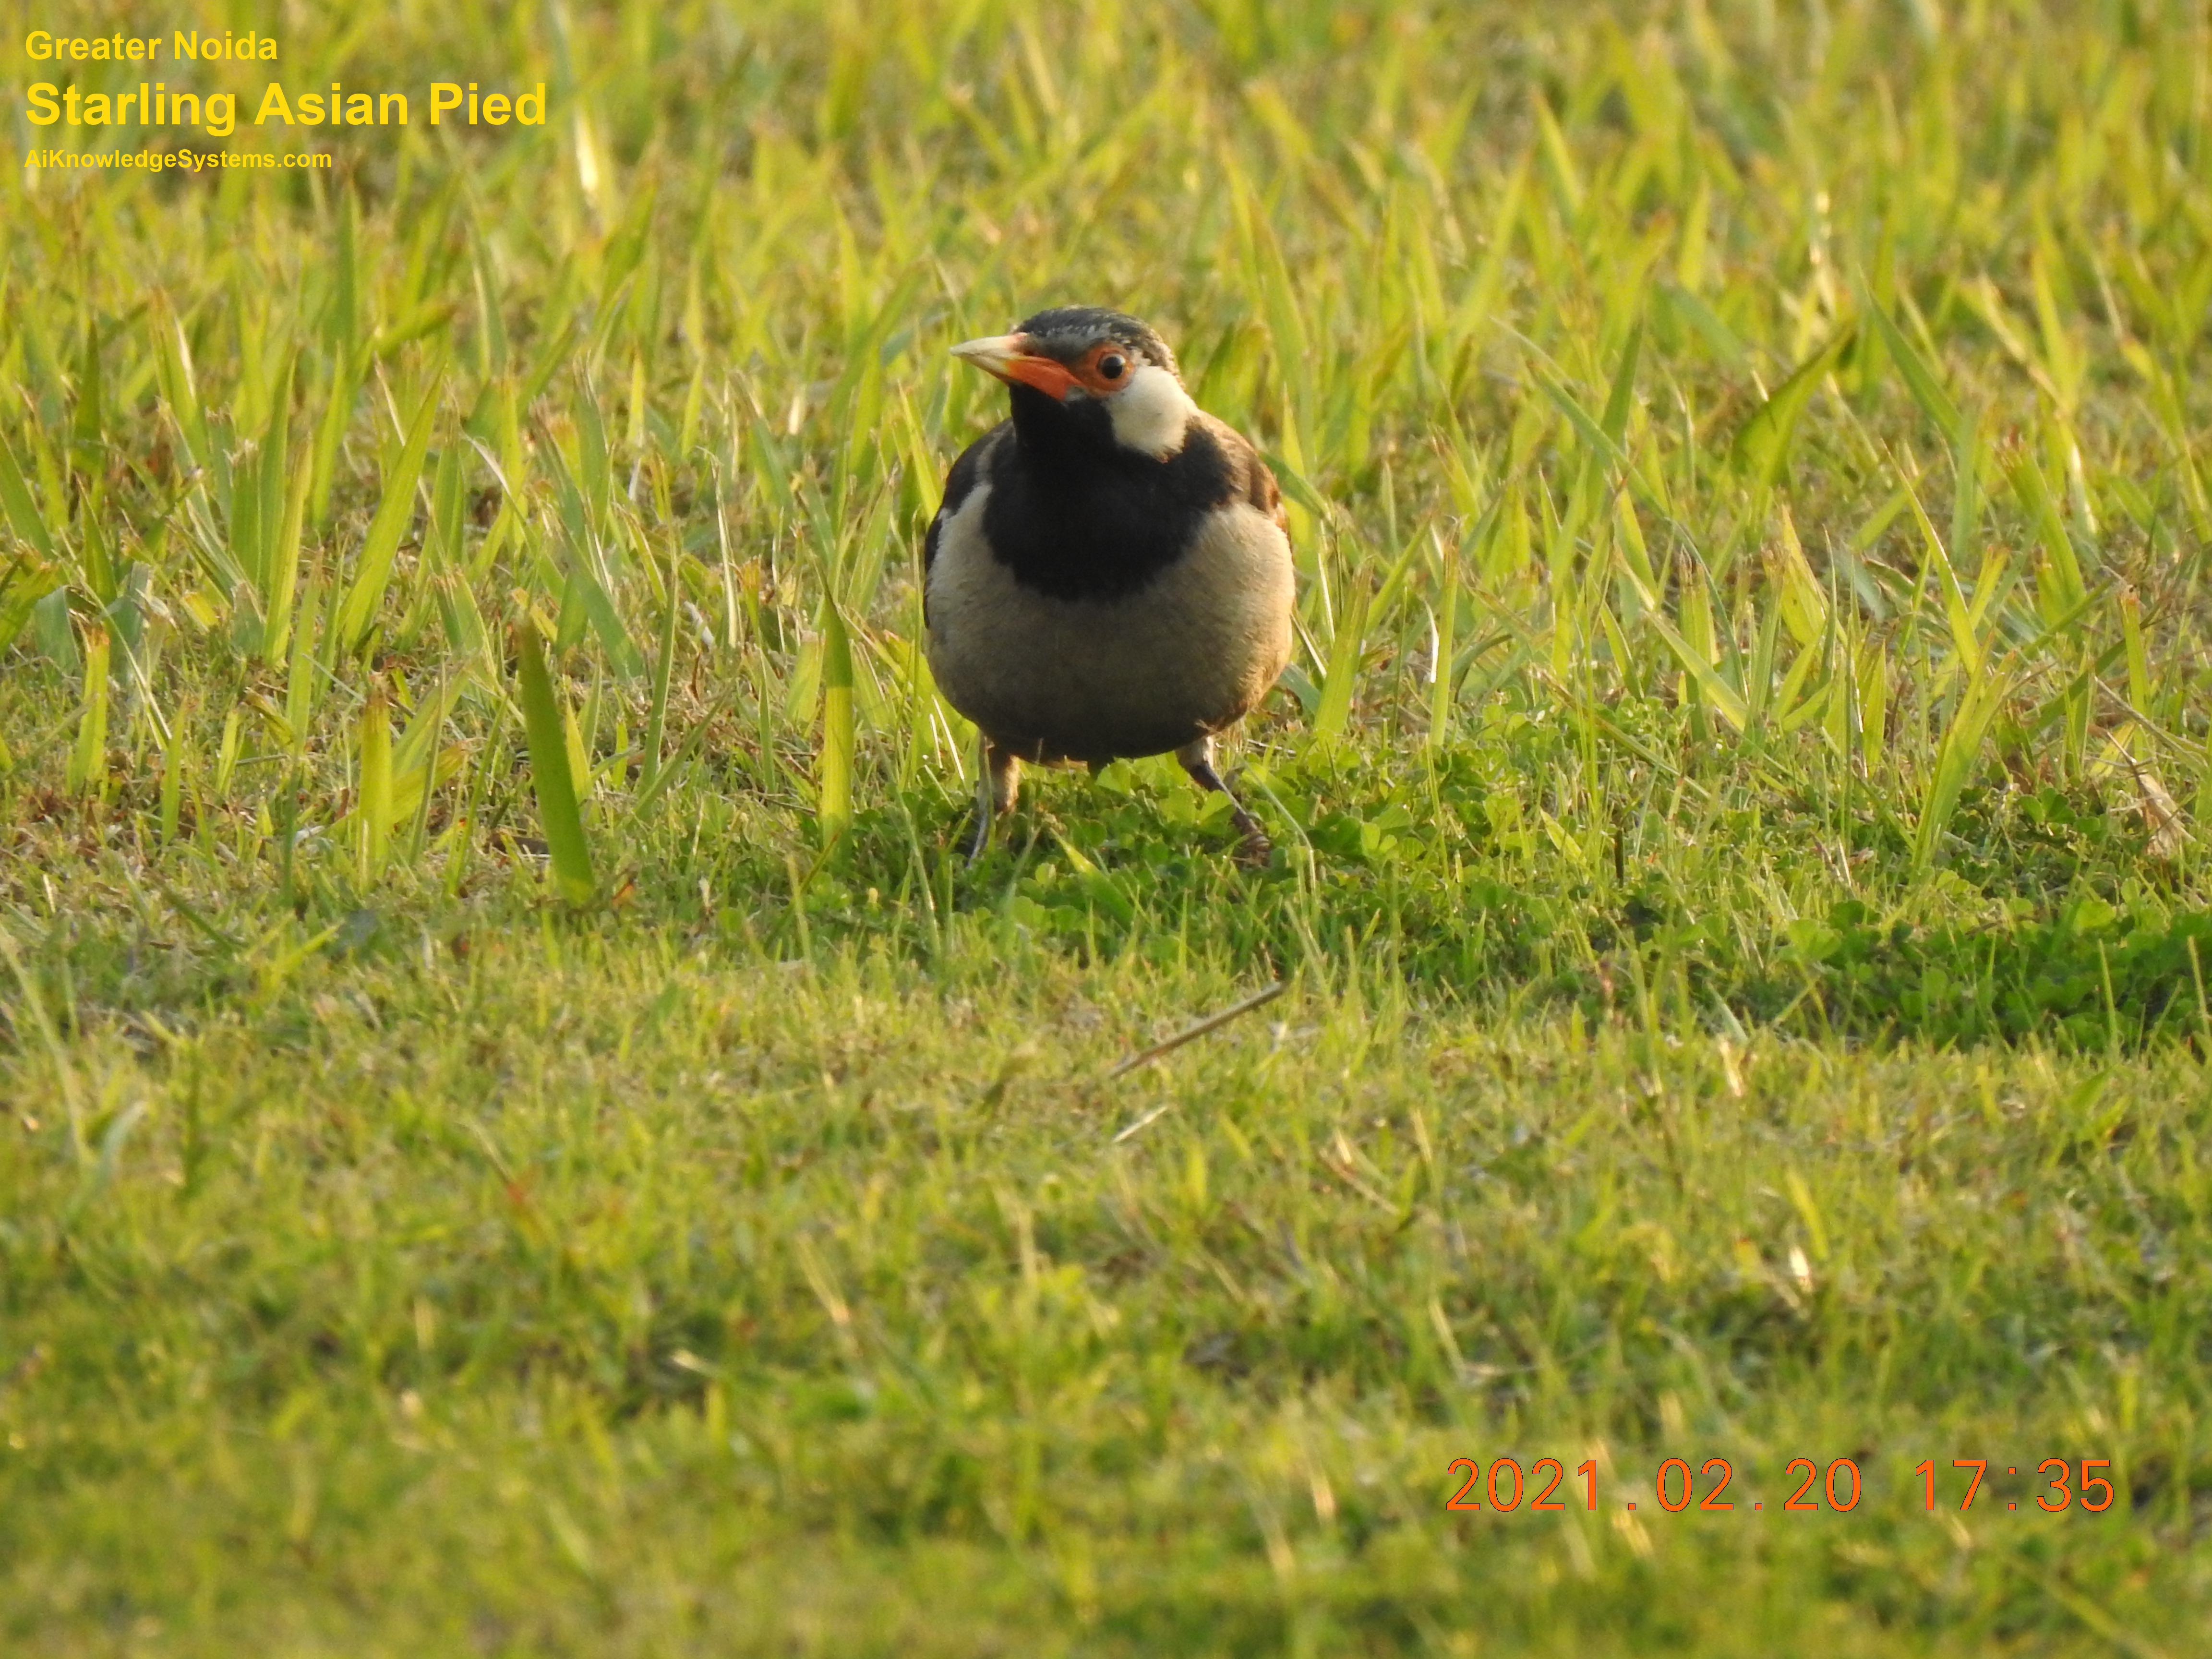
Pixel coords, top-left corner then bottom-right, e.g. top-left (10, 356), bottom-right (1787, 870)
top-left (1444, 1457), bottom-right (2121, 1514)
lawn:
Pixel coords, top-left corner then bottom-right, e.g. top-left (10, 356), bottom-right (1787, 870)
top-left (3, 0), bottom-right (2211, 1651)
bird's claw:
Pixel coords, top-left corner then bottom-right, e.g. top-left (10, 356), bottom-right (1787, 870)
top-left (1230, 808), bottom-right (1272, 868)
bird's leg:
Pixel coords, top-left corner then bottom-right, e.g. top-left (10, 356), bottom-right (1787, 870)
top-left (965, 739), bottom-right (1022, 861)
top-left (1176, 736), bottom-right (1270, 865)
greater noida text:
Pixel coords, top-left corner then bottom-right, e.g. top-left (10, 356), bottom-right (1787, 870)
top-left (23, 30), bottom-right (544, 138)
top-left (24, 27), bottom-right (278, 61)
top-left (25, 148), bottom-right (333, 171)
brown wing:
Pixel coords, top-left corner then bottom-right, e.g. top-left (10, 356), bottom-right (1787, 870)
top-left (1255, 456), bottom-right (1288, 536)
top-left (1193, 411), bottom-right (1289, 537)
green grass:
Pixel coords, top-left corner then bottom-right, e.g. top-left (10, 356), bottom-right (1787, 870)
top-left (5, 0), bottom-right (2212, 1650)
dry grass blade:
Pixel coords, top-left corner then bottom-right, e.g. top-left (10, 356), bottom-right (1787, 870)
top-left (1105, 982), bottom-right (1286, 1082)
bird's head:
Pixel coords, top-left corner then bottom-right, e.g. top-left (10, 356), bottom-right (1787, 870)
top-left (951, 306), bottom-right (1197, 460)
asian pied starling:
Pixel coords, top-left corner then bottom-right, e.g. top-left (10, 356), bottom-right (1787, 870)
top-left (924, 307), bottom-right (1295, 861)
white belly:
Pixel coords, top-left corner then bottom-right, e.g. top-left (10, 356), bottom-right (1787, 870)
top-left (925, 482), bottom-right (1294, 762)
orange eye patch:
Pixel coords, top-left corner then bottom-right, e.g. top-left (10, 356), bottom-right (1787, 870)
top-left (1070, 343), bottom-right (1134, 394)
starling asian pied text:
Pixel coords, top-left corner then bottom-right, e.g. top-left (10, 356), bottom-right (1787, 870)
top-left (23, 31), bottom-right (545, 140)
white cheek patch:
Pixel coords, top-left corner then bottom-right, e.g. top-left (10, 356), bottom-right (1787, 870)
top-left (1106, 364), bottom-right (1197, 458)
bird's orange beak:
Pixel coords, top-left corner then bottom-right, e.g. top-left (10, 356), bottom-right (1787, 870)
top-left (950, 333), bottom-right (1077, 399)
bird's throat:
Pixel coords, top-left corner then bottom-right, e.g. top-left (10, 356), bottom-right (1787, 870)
top-left (1005, 382), bottom-right (1115, 459)
top-left (982, 417), bottom-right (1236, 603)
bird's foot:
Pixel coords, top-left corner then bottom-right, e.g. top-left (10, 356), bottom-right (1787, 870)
top-left (1178, 738), bottom-right (1272, 867)
top-left (1230, 812), bottom-right (1273, 869)
top-left (962, 740), bottom-right (1022, 864)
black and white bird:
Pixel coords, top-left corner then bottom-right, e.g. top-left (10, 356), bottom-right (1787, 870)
top-left (923, 307), bottom-right (1295, 861)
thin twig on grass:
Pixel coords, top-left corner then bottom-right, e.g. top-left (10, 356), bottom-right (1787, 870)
top-left (1105, 982), bottom-right (1286, 1083)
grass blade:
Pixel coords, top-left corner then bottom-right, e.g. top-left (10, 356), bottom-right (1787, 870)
top-left (358, 679), bottom-right (393, 885)
top-left (1899, 477), bottom-right (1983, 681)
top-left (335, 372), bottom-right (444, 657)
top-left (1913, 673), bottom-right (2008, 873)
top-left (263, 425), bottom-right (312, 666)
top-left (1311, 577), bottom-right (1370, 750)
top-left (1427, 544), bottom-right (1459, 752)
top-left (309, 346), bottom-right (361, 528)
top-left (0, 431), bottom-right (58, 561)
top-left (159, 697), bottom-right (192, 844)
top-left (67, 625), bottom-right (110, 796)
top-left (512, 621), bottom-right (596, 904)
top-left (1645, 605), bottom-right (1749, 731)
top-left (1859, 280), bottom-right (1964, 445)
top-left (285, 561), bottom-right (325, 756)
top-left (818, 597), bottom-right (854, 843)
top-left (0, 552), bottom-right (63, 650)
top-left (641, 541), bottom-right (681, 793)
top-left (150, 294), bottom-right (210, 471)
top-left (1730, 327), bottom-right (1852, 485)
top-left (2005, 441), bottom-right (2088, 621)
top-left (1599, 315), bottom-right (1643, 447)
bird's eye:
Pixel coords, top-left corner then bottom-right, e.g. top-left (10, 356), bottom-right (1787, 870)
top-left (1098, 353), bottom-right (1127, 381)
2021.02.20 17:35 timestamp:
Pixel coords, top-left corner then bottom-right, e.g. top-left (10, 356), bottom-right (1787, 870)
top-left (1444, 1457), bottom-right (2121, 1514)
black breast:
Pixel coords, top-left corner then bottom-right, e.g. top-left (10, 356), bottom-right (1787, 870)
top-left (981, 395), bottom-right (1236, 602)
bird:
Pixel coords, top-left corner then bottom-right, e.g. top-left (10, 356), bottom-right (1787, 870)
top-left (922, 306), bottom-right (1295, 863)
